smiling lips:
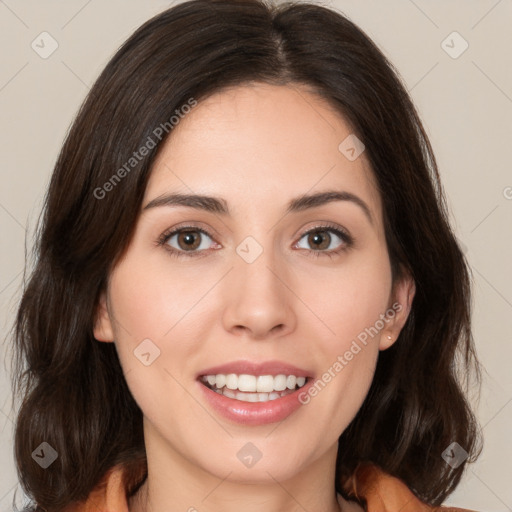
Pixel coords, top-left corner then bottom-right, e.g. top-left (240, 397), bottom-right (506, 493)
top-left (201, 373), bottom-right (308, 402)
top-left (196, 360), bottom-right (314, 425)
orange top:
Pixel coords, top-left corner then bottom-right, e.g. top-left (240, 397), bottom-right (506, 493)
top-left (63, 462), bottom-right (478, 512)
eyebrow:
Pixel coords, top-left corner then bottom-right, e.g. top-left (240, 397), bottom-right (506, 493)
top-left (143, 189), bottom-right (373, 225)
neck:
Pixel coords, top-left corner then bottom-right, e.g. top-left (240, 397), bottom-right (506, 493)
top-left (128, 420), bottom-right (355, 512)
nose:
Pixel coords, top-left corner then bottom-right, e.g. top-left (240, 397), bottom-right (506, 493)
top-left (221, 243), bottom-right (297, 340)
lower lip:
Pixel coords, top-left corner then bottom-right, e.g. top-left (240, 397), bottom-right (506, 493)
top-left (197, 379), bottom-right (314, 426)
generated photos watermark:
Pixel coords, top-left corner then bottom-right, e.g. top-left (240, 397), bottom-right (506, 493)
top-left (298, 302), bottom-right (402, 405)
top-left (93, 97), bottom-right (198, 200)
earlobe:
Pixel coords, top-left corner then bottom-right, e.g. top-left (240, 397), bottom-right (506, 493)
top-left (379, 271), bottom-right (416, 351)
top-left (93, 290), bottom-right (115, 342)
top-left (379, 333), bottom-right (395, 351)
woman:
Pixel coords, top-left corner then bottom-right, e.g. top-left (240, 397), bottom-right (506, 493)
top-left (10, 0), bottom-right (483, 511)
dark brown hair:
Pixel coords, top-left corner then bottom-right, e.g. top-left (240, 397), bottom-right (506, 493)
top-left (9, 0), bottom-right (483, 510)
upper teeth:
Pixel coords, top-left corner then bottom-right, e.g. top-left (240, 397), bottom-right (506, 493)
top-left (202, 374), bottom-right (307, 393)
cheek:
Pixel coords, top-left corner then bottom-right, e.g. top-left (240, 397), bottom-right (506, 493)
top-left (106, 253), bottom-right (210, 390)
top-left (308, 252), bottom-right (392, 354)
top-left (106, 258), bottom-right (203, 436)
top-left (107, 254), bottom-right (201, 342)
top-left (303, 250), bottom-right (390, 433)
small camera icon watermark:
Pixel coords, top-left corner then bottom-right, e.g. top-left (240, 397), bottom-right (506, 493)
top-left (32, 441), bottom-right (58, 469)
top-left (236, 236), bottom-right (263, 264)
top-left (338, 134), bottom-right (365, 161)
top-left (133, 338), bottom-right (161, 366)
top-left (31, 32), bottom-right (59, 59)
top-left (441, 31), bottom-right (468, 59)
top-left (442, 441), bottom-right (469, 469)
top-left (236, 442), bottom-right (263, 468)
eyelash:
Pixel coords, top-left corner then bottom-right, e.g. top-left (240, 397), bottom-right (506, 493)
top-left (156, 223), bottom-right (354, 260)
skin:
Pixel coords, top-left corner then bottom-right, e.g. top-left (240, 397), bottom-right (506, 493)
top-left (94, 82), bottom-right (415, 512)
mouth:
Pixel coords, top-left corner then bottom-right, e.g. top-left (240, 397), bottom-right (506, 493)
top-left (195, 360), bottom-right (315, 425)
top-left (199, 373), bottom-right (311, 403)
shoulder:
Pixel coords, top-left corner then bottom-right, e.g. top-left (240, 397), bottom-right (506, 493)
top-left (61, 465), bottom-right (129, 512)
top-left (341, 462), bottom-right (480, 512)
top-left (62, 460), bottom-right (479, 512)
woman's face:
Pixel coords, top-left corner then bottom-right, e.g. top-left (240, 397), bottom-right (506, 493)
top-left (94, 83), bottom-right (414, 484)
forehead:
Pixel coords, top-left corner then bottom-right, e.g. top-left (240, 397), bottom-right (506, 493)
top-left (145, 83), bottom-right (382, 224)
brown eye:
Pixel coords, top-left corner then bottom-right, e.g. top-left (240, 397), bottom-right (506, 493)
top-left (296, 226), bottom-right (351, 254)
top-left (306, 231), bottom-right (332, 251)
top-left (159, 226), bottom-right (217, 258)
top-left (175, 230), bottom-right (203, 251)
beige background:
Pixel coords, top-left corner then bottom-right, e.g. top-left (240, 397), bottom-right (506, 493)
top-left (1, 0), bottom-right (511, 510)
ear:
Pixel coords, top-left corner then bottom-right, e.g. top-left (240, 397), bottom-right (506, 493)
top-left (379, 269), bottom-right (416, 351)
top-left (93, 290), bottom-right (115, 342)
